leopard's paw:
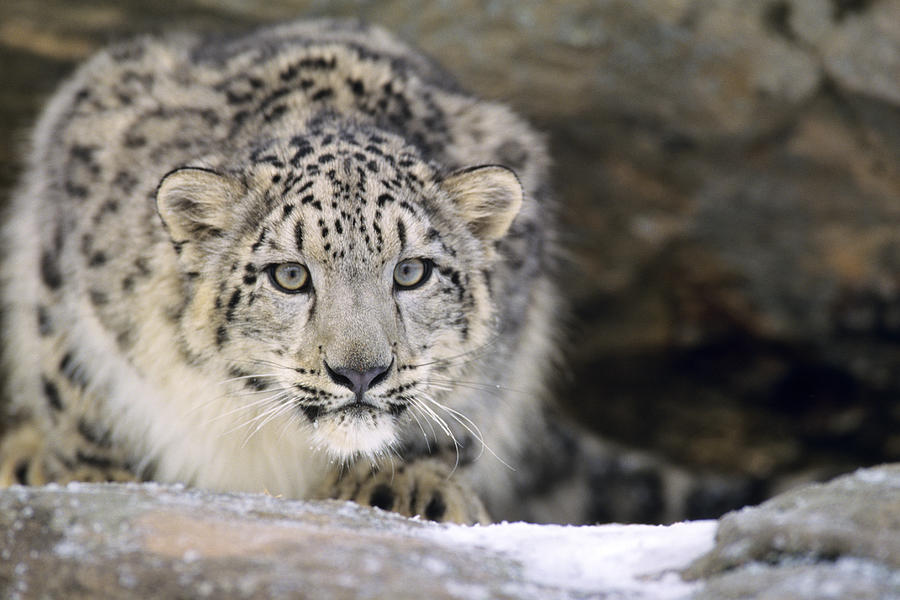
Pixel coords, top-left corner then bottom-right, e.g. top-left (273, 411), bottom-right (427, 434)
top-left (0, 424), bottom-right (48, 487)
top-left (321, 459), bottom-right (490, 524)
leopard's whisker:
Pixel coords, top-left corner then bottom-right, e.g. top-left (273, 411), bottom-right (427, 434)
top-left (409, 396), bottom-right (461, 474)
top-left (218, 390), bottom-right (292, 438)
top-left (200, 388), bottom-right (294, 423)
top-left (405, 400), bottom-right (433, 452)
top-left (218, 373), bottom-right (281, 385)
top-left (419, 389), bottom-right (515, 472)
top-left (240, 396), bottom-right (298, 447)
top-left (422, 376), bottom-right (524, 396)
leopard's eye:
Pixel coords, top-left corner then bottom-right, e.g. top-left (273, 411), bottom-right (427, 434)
top-left (268, 262), bottom-right (310, 293)
top-left (393, 258), bottom-right (432, 290)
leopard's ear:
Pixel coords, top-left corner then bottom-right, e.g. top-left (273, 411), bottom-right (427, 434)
top-left (441, 165), bottom-right (523, 241)
top-left (155, 167), bottom-right (244, 243)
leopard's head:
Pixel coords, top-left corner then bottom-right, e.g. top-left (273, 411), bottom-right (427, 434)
top-left (156, 122), bottom-right (522, 460)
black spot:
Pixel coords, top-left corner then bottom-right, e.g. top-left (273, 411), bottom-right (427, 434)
top-left (311, 88), bottom-right (334, 102)
top-left (40, 250), bottom-right (63, 290)
top-left (60, 352), bottom-right (88, 388)
top-left (387, 402), bottom-right (407, 417)
top-left (832, 0), bottom-right (873, 21)
top-left (250, 148), bottom-right (285, 168)
top-left (369, 484), bottom-right (395, 511)
top-left (225, 289), bottom-right (242, 321)
top-left (317, 153), bottom-right (335, 164)
top-left (225, 90), bottom-right (253, 105)
top-left (264, 105), bottom-right (287, 122)
top-left (765, 1), bottom-right (795, 40)
top-left (294, 180), bottom-right (314, 195)
top-left (425, 492), bottom-right (446, 521)
top-left (295, 221), bottom-right (304, 252)
top-left (283, 204), bottom-right (295, 219)
top-left (251, 228), bottom-right (268, 252)
top-left (14, 460), bottom-right (29, 484)
top-left (37, 305), bottom-right (52, 336)
top-left (89, 290), bottom-right (108, 306)
top-left (300, 404), bottom-right (322, 422)
top-left (245, 376), bottom-right (267, 392)
top-left (258, 87), bottom-right (290, 113)
top-left (88, 252), bottom-right (106, 267)
top-left (123, 134), bottom-right (146, 148)
top-left (298, 56), bottom-right (336, 70)
top-left (216, 325), bottom-right (228, 346)
top-left (77, 418), bottom-right (112, 448)
top-left (134, 257), bottom-right (152, 276)
top-left (377, 193), bottom-right (394, 207)
top-left (42, 377), bottom-right (63, 411)
top-left (279, 65), bottom-right (297, 81)
top-left (346, 78), bottom-right (365, 96)
top-left (232, 110), bottom-right (249, 128)
top-left (75, 451), bottom-right (114, 470)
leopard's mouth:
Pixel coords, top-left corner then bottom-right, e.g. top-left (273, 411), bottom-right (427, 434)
top-left (306, 394), bottom-right (408, 420)
top-left (303, 398), bottom-right (403, 459)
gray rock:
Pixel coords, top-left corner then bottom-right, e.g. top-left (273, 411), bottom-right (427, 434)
top-left (824, 0), bottom-right (900, 105)
top-left (0, 482), bottom-right (715, 600)
top-left (686, 464), bottom-right (900, 598)
top-left (694, 559), bottom-right (900, 600)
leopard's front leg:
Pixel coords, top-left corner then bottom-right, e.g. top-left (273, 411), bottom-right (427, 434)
top-left (316, 458), bottom-right (490, 524)
top-left (0, 420), bottom-right (138, 488)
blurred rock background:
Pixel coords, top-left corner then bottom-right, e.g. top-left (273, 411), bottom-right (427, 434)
top-left (2, 0), bottom-right (900, 513)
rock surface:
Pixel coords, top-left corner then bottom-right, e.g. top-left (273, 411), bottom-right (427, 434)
top-left (687, 463), bottom-right (900, 599)
top-left (0, 483), bottom-right (714, 600)
top-left (4, 465), bottom-right (900, 599)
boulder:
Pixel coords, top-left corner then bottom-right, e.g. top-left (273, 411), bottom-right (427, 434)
top-left (0, 483), bottom-right (715, 599)
top-left (687, 464), bottom-right (900, 599)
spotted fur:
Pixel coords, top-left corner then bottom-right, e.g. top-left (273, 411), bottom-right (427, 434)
top-left (0, 19), bottom-right (753, 524)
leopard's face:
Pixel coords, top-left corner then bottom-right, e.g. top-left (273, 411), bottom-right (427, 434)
top-left (157, 123), bottom-right (522, 459)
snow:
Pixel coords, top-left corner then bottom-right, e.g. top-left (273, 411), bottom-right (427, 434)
top-left (432, 519), bottom-right (717, 599)
top-left (3, 483), bottom-right (720, 599)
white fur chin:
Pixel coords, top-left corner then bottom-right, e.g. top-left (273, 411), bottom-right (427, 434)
top-left (311, 409), bottom-right (396, 460)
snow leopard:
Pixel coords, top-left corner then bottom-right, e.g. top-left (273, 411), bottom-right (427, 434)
top-left (0, 19), bottom-right (751, 524)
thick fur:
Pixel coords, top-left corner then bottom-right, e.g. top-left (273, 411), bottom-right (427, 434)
top-left (0, 19), bottom-right (754, 524)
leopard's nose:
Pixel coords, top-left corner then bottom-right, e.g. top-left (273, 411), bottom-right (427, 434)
top-left (324, 360), bottom-right (392, 401)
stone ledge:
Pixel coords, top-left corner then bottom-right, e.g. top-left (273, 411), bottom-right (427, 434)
top-left (0, 483), bottom-right (713, 599)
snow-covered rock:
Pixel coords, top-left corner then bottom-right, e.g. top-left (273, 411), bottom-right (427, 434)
top-left (0, 482), bottom-right (713, 599)
top-left (687, 464), bottom-right (900, 599)
top-left (4, 464), bottom-right (900, 598)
